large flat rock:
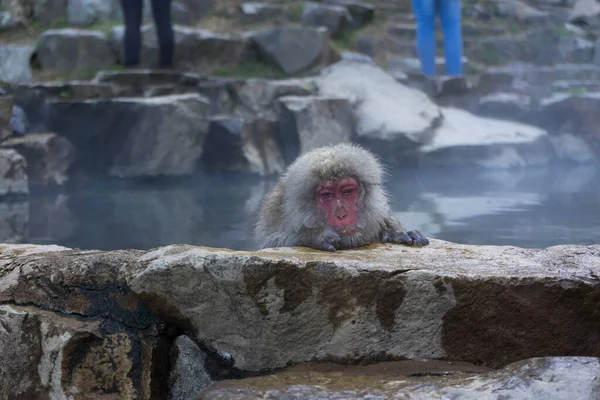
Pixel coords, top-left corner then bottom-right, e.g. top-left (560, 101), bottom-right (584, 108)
top-left (0, 239), bottom-right (598, 398)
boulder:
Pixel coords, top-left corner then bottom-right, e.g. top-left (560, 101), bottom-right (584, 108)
top-left (93, 69), bottom-right (201, 97)
top-left (35, 29), bottom-right (116, 73)
top-left (494, 0), bottom-right (550, 21)
top-left (477, 92), bottom-right (533, 123)
top-left (0, 239), bottom-right (598, 396)
top-left (301, 2), bottom-right (352, 38)
top-left (0, 245), bottom-right (170, 399)
top-left (132, 240), bottom-right (600, 372)
top-left (238, 2), bottom-right (287, 23)
top-left (317, 61), bottom-right (441, 161)
top-left (323, 0), bottom-right (374, 29)
top-left (0, 96), bottom-right (13, 140)
top-left (420, 107), bottom-right (550, 169)
top-left (250, 26), bottom-right (337, 75)
top-left (66, 0), bottom-right (120, 26)
top-left (0, 148), bottom-right (27, 196)
top-left (24, 81), bottom-right (120, 99)
top-left (183, 0), bottom-right (215, 22)
top-left (200, 357), bottom-right (600, 399)
top-left (44, 93), bottom-right (210, 179)
top-left (109, 25), bottom-right (253, 73)
top-left (171, 1), bottom-right (192, 25)
top-left (228, 77), bottom-right (317, 116)
top-left (0, 45), bottom-right (34, 84)
top-left (2, 133), bottom-right (76, 186)
top-left (0, 10), bottom-right (20, 30)
top-left (33, 0), bottom-right (68, 24)
top-left (200, 116), bottom-right (285, 176)
top-left (535, 93), bottom-right (600, 155)
top-left (569, 0), bottom-right (600, 27)
top-left (277, 95), bottom-right (355, 162)
top-left (169, 335), bottom-right (213, 400)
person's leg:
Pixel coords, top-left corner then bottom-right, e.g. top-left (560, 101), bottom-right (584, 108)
top-left (150, 0), bottom-right (174, 68)
top-left (439, 0), bottom-right (463, 76)
top-left (411, 0), bottom-right (436, 77)
top-left (120, 0), bottom-right (144, 67)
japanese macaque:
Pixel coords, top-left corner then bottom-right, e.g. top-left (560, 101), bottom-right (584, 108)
top-left (255, 143), bottom-right (429, 251)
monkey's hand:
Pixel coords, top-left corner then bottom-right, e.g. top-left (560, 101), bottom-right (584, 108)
top-left (381, 220), bottom-right (429, 247)
top-left (296, 226), bottom-right (342, 252)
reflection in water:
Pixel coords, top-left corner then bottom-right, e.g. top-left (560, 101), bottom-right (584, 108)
top-left (2, 165), bottom-right (599, 251)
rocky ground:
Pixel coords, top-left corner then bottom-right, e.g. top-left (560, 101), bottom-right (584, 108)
top-left (0, 0), bottom-right (599, 197)
top-left (0, 240), bottom-right (598, 398)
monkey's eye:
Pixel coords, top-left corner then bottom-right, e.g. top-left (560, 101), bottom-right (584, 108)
top-left (320, 192), bottom-right (333, 199)
top-left (342, 188), bottom-right (355, 196)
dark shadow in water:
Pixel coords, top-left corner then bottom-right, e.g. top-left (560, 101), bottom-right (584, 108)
top-left (4, 164), bottom-right (600, 251)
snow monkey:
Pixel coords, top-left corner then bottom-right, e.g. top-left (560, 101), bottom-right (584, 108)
top-left (255, 143), bottom-right (429, 251)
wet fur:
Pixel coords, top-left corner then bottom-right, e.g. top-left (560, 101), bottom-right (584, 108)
top-left (255, 143), bottom-right (407, 250)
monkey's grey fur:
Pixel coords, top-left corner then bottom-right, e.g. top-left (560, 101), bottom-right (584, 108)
top-left (255, 143), bottom-right (428, 251)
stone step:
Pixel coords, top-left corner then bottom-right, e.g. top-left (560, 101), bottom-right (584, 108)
top-left (482, 63), bottom-right (600, 87)
top-left (387, 22), bottom-right (507, 40)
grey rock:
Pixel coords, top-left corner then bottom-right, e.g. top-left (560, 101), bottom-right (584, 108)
top-left (477, 92), bottom-right (533, 123)
top-left (171, 1), bottom-right (191, 25)
top-left (0, 96), bottom-right (13, 140)
top-left (494, 0), bottom-right (550, 21)
top-left (277, 95), bottom-right (355, 162)
top-left (535, 92), bottom-right (600, 154)
top-left (323, 0), bottom-right (374, 29)
top-left (0, 148), bottom-right (27, 196)
top-left (129, 240), bottom-right (600, 372)
top-left (183, 0), bottom-right (215, 22)
top-left (0, 238), bottom-right (598, 396)
top-left (0, 45), bottom-right (33, 84)
top-left (421, 107), bottom-right (551, 169)
top-left (200, 115), bottom-right (285, 176)
top-left (229, 77), bottom-right (317, 117)
top-left (594, 39), bottom-right (600, 66)
top-left (569, 0), bottom-right (600, 27)
top-left (44, 93), bottom-right (210, 179)
top-left (557, 33), bottom-right (595, 63)
top-left (109, 25), bottom-right (253, 73)
top-left (169, 335), bottom-right (213, 400)
top-left (250, 26), bottom-right (336, 75)
top-left (239, 2), bottom-right (287, 23)
top-left (0, 248), bottom-right (169, 399)
top-left (317, 60), bottom-right (440, 162)
top-left (354, 34), bottom-right (375, 57)
top-left (33, 0), bottom-right (67, 24)
top-left (2, 133), bottom-right (76, 186)
top-left (35, 29), bottom-right (116, 73)
top-left (199, 357), bottom-right (600, 400)
top-left (25, 81), bottom-right (119, 99)
top-left (0, 10), bottom-right (19, 30)
top-left (9, 105), bottom-right (26, 135)
top-left (301, 2), bottom-right (352, 38)
top-left (66, 0), bottom-right (119, 26)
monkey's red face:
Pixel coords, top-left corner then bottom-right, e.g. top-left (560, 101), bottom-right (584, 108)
top-left (316, 177), bottom-right (360, 235)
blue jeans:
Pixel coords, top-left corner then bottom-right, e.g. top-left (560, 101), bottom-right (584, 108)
top-left (411, 0), bottom-right (463, 77)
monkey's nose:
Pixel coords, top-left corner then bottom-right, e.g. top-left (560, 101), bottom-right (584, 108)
top-left (336, 209), bottom-right (347, 219)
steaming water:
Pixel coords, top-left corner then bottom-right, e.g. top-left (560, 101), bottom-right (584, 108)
top-left (11, 164), bottom-right (600, 251)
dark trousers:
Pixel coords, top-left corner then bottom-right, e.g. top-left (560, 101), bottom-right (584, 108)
top-left (120, 0), bottom-right (174, 68)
